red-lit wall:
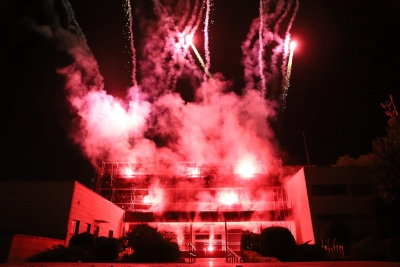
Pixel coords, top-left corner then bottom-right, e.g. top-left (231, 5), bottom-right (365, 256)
top-left (0, 181), bottom-right (125, 263)
top-left (285, 168), bottom-right (315, 244)
top-left (7, 234), bottom-right (64, 263)
top-left (66, 182), bottom-right (125, 243)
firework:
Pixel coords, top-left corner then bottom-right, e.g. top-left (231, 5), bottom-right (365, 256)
top-left (282, 40), bottom-right (297, 110)
top-left (186, 34), bottom-right (212, 78)
top-left (123, 0), bottom-right (138, 87)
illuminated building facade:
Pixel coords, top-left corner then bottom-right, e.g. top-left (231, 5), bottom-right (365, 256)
top-left (96, 161), bottom-right (296, 256)
top-left (96, 163), bottom-right (374, 256)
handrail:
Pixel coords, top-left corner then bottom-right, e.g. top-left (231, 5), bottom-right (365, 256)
top-left (226, 246), bottom-right (242, 263)
top-left (188, 242), bottom-right (196, 263)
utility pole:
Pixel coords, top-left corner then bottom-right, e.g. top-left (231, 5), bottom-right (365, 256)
top-left (302, 132), bottom-right (310, 166)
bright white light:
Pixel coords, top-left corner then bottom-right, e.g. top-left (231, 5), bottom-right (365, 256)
top-left (124, 167), bottom-right (134, 177)
top-left (208, 244), bottom-right (214, 252)
top-left (235, 160), bottom-right (257, 178)
top-left (219, 192), bottom-right (239, 206)
top-left (185, 34), bottom-right (194, 46)
top-left (143, 195), bottom-right (153, 204)
top-left (290, 41), bottom-right (297, 51)
top-left (188, 166), bottom-right (200, 177)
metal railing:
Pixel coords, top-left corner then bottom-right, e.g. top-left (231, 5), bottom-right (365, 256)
top-left (188, 243), bottom-right (196, 263)
top-left (226, 246), bottom-right (242, 263)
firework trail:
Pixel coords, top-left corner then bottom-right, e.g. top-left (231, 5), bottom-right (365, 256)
top-left (123, 0), bottom-right (138, 87)
top-left (190, 41), bottom-right (211, 78)
top-left (204, 0), bottom-right (211, 80)
top-left (190, 0), bottom-right (206, 34)
top-left (258, 0), bottom-right (267, 98)
top-left (282, 41), bottom-right (295, 109)
top-left (61, 0), bottom-right (89, 51)
top-left (280, 0), bottom-right (299, 110)
top-left (242, 0), bottom-right (298, 108)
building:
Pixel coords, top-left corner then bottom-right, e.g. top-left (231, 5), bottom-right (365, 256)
top-left (287, 166), bottom-right (374, 243)
top-left (96, 162), bottom-right (374, 257)
top-left (0, 165), bottom-right (374, 262)
top-left (0, 181), bottom-right (125, 263)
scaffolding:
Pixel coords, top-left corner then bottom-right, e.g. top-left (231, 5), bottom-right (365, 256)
top-left (97, 160), bottom-right (291, 220)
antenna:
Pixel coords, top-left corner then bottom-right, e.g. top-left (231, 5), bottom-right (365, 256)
top-left (302, 132), bottom-right (310, 166)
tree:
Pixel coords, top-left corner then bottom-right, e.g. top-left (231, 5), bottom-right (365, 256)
top-left (370, 96), bottom-right (400, 238)
top-left (371, 113), bottom-right (400, 204)
top-left (124, 224), bottom-right (181, 263)
top-left (333, 154), bottom-right (372, 166)
top-left (95, 237), bottom-right (121, 262)
top-left (259, 226), bottom-right (297, 262)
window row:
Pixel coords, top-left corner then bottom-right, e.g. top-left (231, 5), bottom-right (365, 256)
top-left (311, 183), bottom-right (373, 196)
top-left (71, 220), bottom-right (114, 238)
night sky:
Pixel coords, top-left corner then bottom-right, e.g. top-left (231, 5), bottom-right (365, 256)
top-left (1, 0), bottom-right (399, 186)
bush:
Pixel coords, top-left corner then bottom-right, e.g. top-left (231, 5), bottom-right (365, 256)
top-left (350, 238), bottom-right (387, 261)
top-left (320, 221), bottom-right (351, 245)
top-left (95, 237), bottom-right (121, 262)
top-left (241, 232), bottom-right (260, 251)
top-left (124, 224), bottom-right (181, 263)
top-left (68, 232), bottom-right (96, 251)
top-left (384, 238), bottom-right (400, 262)
top-left (241, 249), bottom-right (280, 262)
top-left (296, 244), bottom-right (329, 261)
top-left (259, 226), bottom-right (296, 262)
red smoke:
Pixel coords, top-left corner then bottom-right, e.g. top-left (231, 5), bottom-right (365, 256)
top-left (35, 0), bottom-right (299, 215)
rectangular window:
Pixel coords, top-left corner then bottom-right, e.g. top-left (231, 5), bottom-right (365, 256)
top-left (311, 184), bottom-right (347, 196)
top-left (316, 214), bottom-right (352, 221)
top-left (350, 184), bottom-right (373, 195)
top-left (108, 230), bottom-right (113, 238)
top-left (71, 220), bottom-right (76, 234)
top-left (86, 223), bottom-right (91, 233)
top-left (195, 234), bottom-right (209, 240)
top-left (72, 220), bottom-right (80, 235)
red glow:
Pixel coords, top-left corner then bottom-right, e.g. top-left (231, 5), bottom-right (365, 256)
top-left (219, 191), bottom-right (239, 206)
top-left (290, 41), bottom-right (297, 51)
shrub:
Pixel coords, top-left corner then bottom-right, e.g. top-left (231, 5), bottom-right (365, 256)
top-left (124, 224), bottom-right (181, 263)
top-left (259, 226), bottom-right (296, 262)
top-left (67, 233), bottom-right (96, 261)
top-left (350, 238), bottom-right (387, 261)
top-left (241, 232), bottom-right (260, 251)
top-left (296, 244), bottom-right (329, 261)
top-left (241, 249), bottom-right (280, 262)
top-left (68, 232), bottom-right (96, 251)
top-left (95, 237), bottom-right (121, 262)
top-left (320, 221), bottom-right (351, 245)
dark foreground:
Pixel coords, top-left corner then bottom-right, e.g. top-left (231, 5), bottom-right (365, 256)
top-left (1, 258), bottom-right (400, 267)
